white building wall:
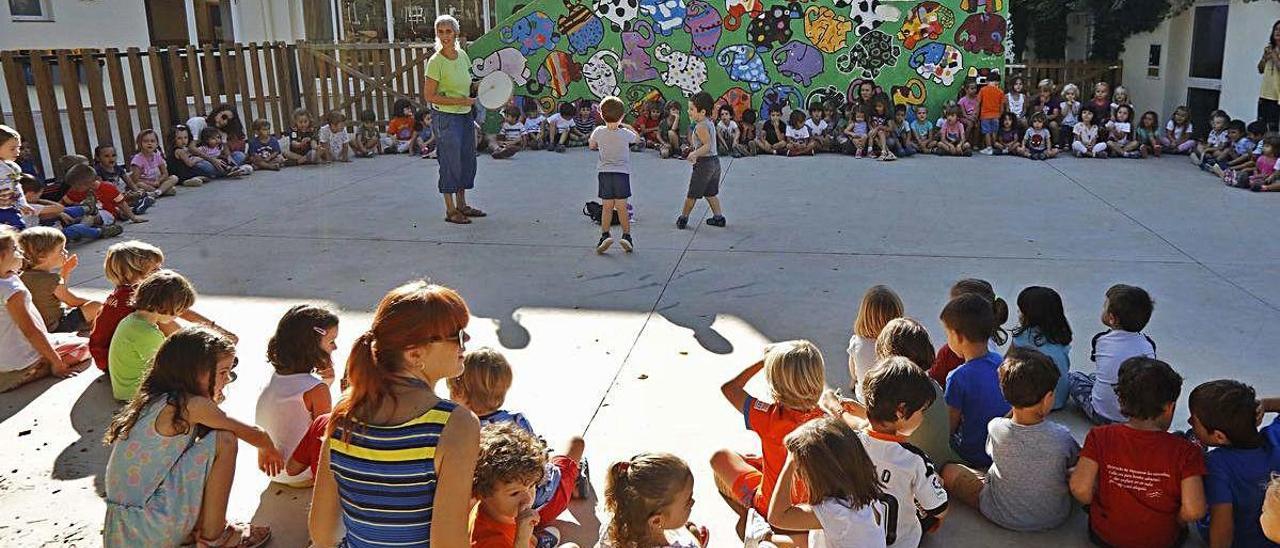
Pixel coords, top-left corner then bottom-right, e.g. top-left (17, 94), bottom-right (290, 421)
top-left (1219, 1), bottom-right (1278, 120)
top-left (0, 0), bottom-right (151, 50)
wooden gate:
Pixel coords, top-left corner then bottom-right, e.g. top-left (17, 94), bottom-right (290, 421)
top-left (295, 42), bottom-right (436, 127)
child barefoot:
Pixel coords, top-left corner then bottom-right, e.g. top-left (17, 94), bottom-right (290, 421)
top-left (602, 453), bottom-right (708, 547)
top-left (128, 130), bottom-right (180, 197)
top-left (469, 423), bottom-right (584, 547)
top-left (767, 416), bottom-right (888, 547)
top-left (102, 327), bottom-right (281, 547)
top-left (254, 304), bottom-right (337, 487)
top-left (18, 227), bottom-right (102, 332)
top-left (0, 226), bottom-right (90, 392)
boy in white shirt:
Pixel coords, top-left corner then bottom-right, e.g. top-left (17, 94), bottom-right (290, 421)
top-left (805, 104), bottom-right (831, 152)
top-left (1068, 284), bottom-right (1157, 424)
top-left (545, 102), bottom-right (576, 153)
top-left (716, 106), bottom-right (740, 157)
top-left (522, 102), bottom-right (546, 151)
top-left (488, 107), bottom-right (524, 159)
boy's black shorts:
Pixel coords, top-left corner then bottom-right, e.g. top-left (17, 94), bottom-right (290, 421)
top-left (598, 172), bottom-right (631, 200)
top-left (687, 156), bottom-right (721, 199)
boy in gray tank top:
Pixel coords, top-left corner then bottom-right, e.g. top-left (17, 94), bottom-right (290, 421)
top-left (589, 96), bottom-right (638, 254)
top-left (677, 92), bottom-right (726, 229)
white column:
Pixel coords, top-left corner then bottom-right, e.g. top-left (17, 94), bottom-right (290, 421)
top-left (230, 0), bottom-right (244, 42)
top-left (332, 0), bottom-right (343, 42)
top-left (482, 0), bottom-right (490, 33)
top-left (291, 0), bottom-right (306, 40)
top-left (385, 0), bottom-right (396, 41)
top-left (185, 0), bottom-right (200, 45)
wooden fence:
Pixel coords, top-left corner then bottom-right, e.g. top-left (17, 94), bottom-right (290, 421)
top-left (1005, 60), bottom-right (1124, 90)
top-left (0, 41), bottom-right (437, 178)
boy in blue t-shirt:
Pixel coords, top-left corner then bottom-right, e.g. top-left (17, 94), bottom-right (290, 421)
top-left (942, 293), bottom-right (1012, 468)
top-left (1188, 380), bottom-right (1280, 547)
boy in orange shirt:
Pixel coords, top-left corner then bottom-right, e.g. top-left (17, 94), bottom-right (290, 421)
top-left (469, 423), bottom-right (581, 548)
top-left (978, 72), bottom-right (1006, 155)
top-left (385, 98), bottom-right (416, 154)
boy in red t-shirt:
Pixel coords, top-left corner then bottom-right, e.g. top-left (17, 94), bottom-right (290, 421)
top-left (710, 340), bottom-right (826, 539)
top-left (633, 102), bottom-right (662, 149)
top-left (469, 423), bottom-right (579, 548)
top-left (977, 72), bottom-right (1006, 154)
top-left (1070, 357), bottom-right (1207, 547)
top-left (60, 164), bottom-right (150, 225)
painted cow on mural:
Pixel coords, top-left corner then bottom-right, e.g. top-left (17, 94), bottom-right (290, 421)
top-left (654, 44), bottom-right (707, 96)
top-left (593, 0), bottom-right (641, 31)
top-left (500, 11), bottom-right (559, 56)
top-left (897, 1), bottom-right (954, 50)
top-left (955, 12), bottom-right (1006, 55)
top-left (772, 40), bottom-right (824, 87)
top-left (471, 48), bottom-right (531, 86)
top-left (716, 44), bottom-right (770, 91)
top-left (557, 0), bottom-right (606, 54)
top-left (621, 19), bottom-right (659, 82)
top-left (683, 0), bottom-right (723, 57)
top-left (639, 0), bottom-right (687, 35)
top-left (908, 41), bottom-right (964, 86)
top-left (835, 0), bottom-right (901, 39)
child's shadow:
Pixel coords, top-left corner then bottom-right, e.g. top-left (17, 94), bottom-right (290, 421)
top-left (52, 375), bottom-right (118, 498)
top-left (0, 374), bottom-right (59, 425)
top-left (655, 300), bottom-right (735, 355)
top-left (250, 484), bottom-right (314, 548)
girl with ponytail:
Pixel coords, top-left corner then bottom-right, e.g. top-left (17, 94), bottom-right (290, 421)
top-left (929, 278), bottom-right (1009, 386)
top-left (602, 453), bottom-right (707, 547)
top-left (308, 280), bottom-right (480, 548)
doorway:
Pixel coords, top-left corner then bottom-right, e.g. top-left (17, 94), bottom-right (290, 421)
top-left (1186, 3), bottom-right (1227, 131)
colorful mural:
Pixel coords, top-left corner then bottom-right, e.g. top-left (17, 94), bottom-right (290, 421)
top-left (469, 0), bottom-right (1006, 126)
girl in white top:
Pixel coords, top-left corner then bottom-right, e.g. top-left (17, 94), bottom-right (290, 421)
top-left (254, 304), bottom-right (338, 486)
top-left (785, 111), bottom-right (816, 156)
top-left (599, 453), bottom-right (708, 548)
top-left (1005, 76), bottom-right (1028, 124)
top-left (319, 111), bottom-right (352, 162)
top-left (0, 226), bottom-right (90, 392)
top-left (1106, 104), bottom-right (1140, 158)
top-left (1163, 105), bottom-right (1197, 154)
top-left (847, 285), bottom-right (903, 401)
top-left (768, 415), bottom-right (888, 548)
top-left (1073, 108), bottom-right (1107, 158)
top-left (1058, 84), bottom-right (1082, 147)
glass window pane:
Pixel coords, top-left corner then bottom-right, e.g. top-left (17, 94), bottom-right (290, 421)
top-left (340, 0), bottom-right (388, 42)
top-left (393, 0), bottom-right (436, 42)
top-left (9, 0), bottom-right (44, 17)
top-left (438, 0), bottom-right (486, 42)
top-left (1189, 6), bottom-right (1227, 80)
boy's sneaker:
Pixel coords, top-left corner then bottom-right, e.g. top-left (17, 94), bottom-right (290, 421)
top-left (595, 234), bottom-right (613, 254)
top-left (534, 526), bottom-right (561, 548)
top-left (133, 195), bottom-right (156, 215)
top-left (99, 224), bottom-right (124, 238)
top-left (619, 233), bottom-right (633, 252)
top-left (980, 147), bottom-right (994, 155)
top-left (706, 215), bottom-right (726, 227)
top-left (675, 215), bottom-right (688, 229)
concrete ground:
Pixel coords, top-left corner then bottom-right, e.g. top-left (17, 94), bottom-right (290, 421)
top-left (1, 147), bottom-right (1277, 547)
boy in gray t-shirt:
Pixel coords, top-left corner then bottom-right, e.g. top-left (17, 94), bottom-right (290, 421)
top-left (941, 347), bottom-right (1081, 531)
top-left (588, 96), bottom-right (638, 254)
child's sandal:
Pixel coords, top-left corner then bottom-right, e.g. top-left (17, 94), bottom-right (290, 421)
top-left (197, 522), bottom-right (270, 548)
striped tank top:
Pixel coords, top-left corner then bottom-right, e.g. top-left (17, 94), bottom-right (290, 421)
top-left (329, 398), bottom-right (458, 547)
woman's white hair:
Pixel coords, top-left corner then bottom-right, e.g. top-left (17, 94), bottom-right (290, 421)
top-left (434, 15), bottom-right (461, 50)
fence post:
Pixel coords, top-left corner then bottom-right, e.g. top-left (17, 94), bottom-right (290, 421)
top-left (2, 52), bottom-right (41, 178)
top-left (149, 46), bottom-right (176, 148)
top-left (81, 50), bottom-right (114, 152)
top-left (30, 51), bottom-right (66, 162)
top-left (297, 41), bottom-right (316, 115)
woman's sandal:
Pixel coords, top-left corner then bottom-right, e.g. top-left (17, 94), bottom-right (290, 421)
top-left (197, 522), bottom-right (271, 548)
top-left (459, 206), bottom-right (487, 217)
top-left (445, 211), bottom-right (472, 224)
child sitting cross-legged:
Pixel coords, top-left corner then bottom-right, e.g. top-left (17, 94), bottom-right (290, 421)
top-left (1069, 357), bottom-right (1207, 547)
top-left (1188, 380), bottom-right (1280, 547)
top-left (942, 293), bottom-right (1012, 468)
top-left (385, 99), bottom-right (416, 154)
top-left (446, 348), bottom-right (588, 529)
top-left (470, 423), bottom-right (583, 548)
top-left (710, 340), bottom-right (826, 541)
top-left (568, 99), bottom-right (599, 148)
top-left (941, 347), bottom-right (1081, 531)
top-left (19, 174), bottom-right (120, 241)
top-left (128, 129), bottom-right (181, 197)
top-left (246, 119), bottom-right (286, 171)
top-left (522, 101), bottom-right (547, 151)
top-left (876, 317), bottom-right (962, 466)
top-left (62, 164), bottom-right (148, 226)
top-left (488, 107), bottom-right (524, 160)
top-left (1068, 284), bottom-right (1156, 425)
top-left (18, 227), bottom-right (102, 333)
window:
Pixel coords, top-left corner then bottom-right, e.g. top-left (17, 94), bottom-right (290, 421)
top-left (9, 0), bottom-right (52, 21)
top-left (393, 0), bottom-right (435, 42)
top-left (340, 0), bottom-right (388, 42)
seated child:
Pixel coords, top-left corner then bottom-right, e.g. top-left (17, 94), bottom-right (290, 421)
top-left (1135, 111), bottom-right (1164, 158)
top-left (717, 106), bottom-right (742, 157)
top-left (167, 126), bottom-right (208, 187)
top-left (910, 106), bottom-right (936, 154)
top-left (246, 119), bottom-right (285, 171)
top-left (568, 99), bottom-right (598, 148)
top-left (804, 103), bottom-right (831, 153)
top-left (284, 108), bottom-right (322, 165)
top-left (992, 112), bottom-right (1022, 156)
top-left (785, 111), bottom-right (815, 157)
top-left (1069, 358), bottom-right (1206, 547)
top-left (285, 412), bottom-right (329, 480)
top-left (61, 164), bottom-right (149, 225)
top-left (602, 453), bottom-right (707, 547)
top-left (254, 305), bottom-right (337, 487)
top-left (1009, 286), bottom-right (1072, 409)
top-left (1021, 112), bottom-right (1058, 160)
top-left (1244, 135), bottom-right (1279, 191)
top-left (942, 293), bottom-right (1012, 468)
top-left (1089, 82), bottom-right (1113, 126)
top-left (868, 99), bottom-right (893, 160)
top-left (0, 126), bottom-right (33, 230)
top-left (1218, 120), bottom-right (1266, 183)
top-left (942, 348), bottom-right (1080, 531)
top-left (1073, 107), bottom-right (1108, 158)
top-left (0, 226), bottom-right (90, 392)
top-left (18, 227), bottom-right (102, 332)
top-left (1164, 106), bottom-right (1197, 155)
top-left (19, 174), bottom-right (118, 241)
top-left (546, 102), bottom-right (576, 153)
top-left (351, 109), bottom-right (381, 158)
top-left (929, 278), bottom-right (1009, 386)
top-left (447, 348), bottom-right (587, 524)
top-left (1105, 105), bottom-right (1141, 159)
top-left (658, 100), bottom-right (683, 159)
top-left (94, 144), bottom-right (145, 201)
top-left (195, 127), bottom-right (253, 178)
top-left (470, 423), bottom-right (584, 548)
top-left (888, 105), bottom-right (917, 158)
top-left (758, 108), bottom-right (787, 156)
top-left (1068, 284), bottom-right (1156, 425)
top-left (89, 240), bottom-right (231, 372)
top-left (847, 284), bottom-right (904, 401)
top-left (1058, 84), bottom-right (1082, 149)
top-left (128, 129), bottom-right (180, 197)
top-left (710, 341), bottom-right (826, 532)
top-left (407, 109), bottom-right (436, 159)
top-left (1192, 111), bottom-right (1231, 167)
top-left (488, 107), bottom-right (524, 160)
top-left (736, 109), bottom-right (759, 157)
top-left (102, 327), bottom-right (279, 547)
top-left (1189, 380), bottom-right (1280, 547)
top-left (766, 416), bottom-right (888, 546)
top-left (108, 269), bottom-right (196, 401)
top-left (319, 110), bottom-right (352, 162)
top-left (385, 99), bottom-right (416, 154)
top-left (875, 317), bottom-right (961, 465)
top-left (522, 101), bottom-right (547, 151)
top-left (634, 101), bottom-right (661, 150)
top-left (936, 108), bottom-right (972, 156)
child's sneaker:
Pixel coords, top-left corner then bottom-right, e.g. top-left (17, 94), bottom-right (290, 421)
top-left (595, 234), bottom-right (613, 254)
top-left (980, 147), bottom-right (994, 155)
top-left (854, 149), bottom-right (864, 159)
top-left (1124, 151), bottom-right (1141, 159)
top-left (133, 195), bottom-right (156, 215)
top-left (99, 224), bottom-right (124, 238)
top-left (619, 233), bottom-right (633, 252)
top-left (675, 215), bottom-right (688, 229)
top-left (706, 215), bottom-right (726, 227)
top-left (534, 526), bottom-right (561, 548)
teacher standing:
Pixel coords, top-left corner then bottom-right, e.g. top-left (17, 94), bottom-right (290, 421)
top-left (1260, 20), bottom-right (1280, 132)
top-left (425, 15), bottom-right (486, 225)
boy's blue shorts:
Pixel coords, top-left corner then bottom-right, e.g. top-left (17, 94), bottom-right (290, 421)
top-left (980, 118), bottom-right (1000, 135)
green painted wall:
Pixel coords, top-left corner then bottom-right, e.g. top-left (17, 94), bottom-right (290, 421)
top-left (467, 0), bottom-right (1008, 126)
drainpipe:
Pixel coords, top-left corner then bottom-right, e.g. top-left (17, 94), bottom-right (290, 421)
top-left (230, 0), bottom-right (243, 42)
top-left (185, 0), bottom-right (200, 45)
top-left (385, 0), bottom-right (396, 41)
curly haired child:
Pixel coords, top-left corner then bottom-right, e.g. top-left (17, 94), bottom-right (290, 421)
top-left (602, 453), bottom-right (707, 547)
top-left (470, 423), bottom-right (583, 548)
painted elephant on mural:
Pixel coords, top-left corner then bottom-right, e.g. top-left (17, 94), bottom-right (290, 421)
top-left (500, 11), bottom-right (559, 56)
top-left (772, 40), bottom-right (824, 87)
top-left (471, 47), bottom-right (532, 86)
top-left (654, 44), bottom-right (708, 96)
top-left (716, 44), bottom-right (770, 91)
top-left (621, 19), bottom-right (659, 82)
top-left (955, 12), bottom-right (1006, 55)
